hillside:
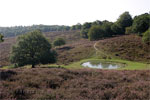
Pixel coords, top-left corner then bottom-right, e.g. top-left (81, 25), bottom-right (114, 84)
top-left (0, 30), bottom-right (81, 66)
top-left (0, 68), bottom-right (150, 100)
top-left (96, 35), bottom-right (150, 62)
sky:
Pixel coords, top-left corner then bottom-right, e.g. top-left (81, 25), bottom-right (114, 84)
top-left (0, 0), bottom-right (149, 27)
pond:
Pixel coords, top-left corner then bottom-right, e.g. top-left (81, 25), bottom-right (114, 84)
top-left (82, 61), bottom-right (123, 69)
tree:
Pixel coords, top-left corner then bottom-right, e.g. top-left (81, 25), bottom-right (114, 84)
top-left (10, 30), bottom-right (57, 68)
top-left (112, 12), bottom-right (133, 34)
top-left (88, 26), bottom-right (105, 41)
top-left (80, 22), bottom-right (92, 38)
top-left (117, 12), bottom-right (133, 29)
top-left (111, 23), bottom-right (124, 35)
top-left (132, 13), bottom-right (150, 35)
top-left (101, 22), bottom-right (114, 37)
top-left (53, 37), bottom-right (66, 46)
top-left (142, 29), bottom-right (150, 45)
top-left (0, 34), bottom-right (4, 42)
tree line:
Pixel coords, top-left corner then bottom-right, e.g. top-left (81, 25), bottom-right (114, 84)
top-left (80, 12), bottom-right (150, 42)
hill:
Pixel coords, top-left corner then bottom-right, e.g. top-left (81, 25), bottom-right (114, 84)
top-left (96, 35), bottom-right (150, 62)
top-left (0, 68), bottom-right (150, 100)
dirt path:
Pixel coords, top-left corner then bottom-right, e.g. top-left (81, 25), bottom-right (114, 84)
top-left (94, 41), bottom-right (108, 57)
top-left (94, 41), bottom-right (99, 51)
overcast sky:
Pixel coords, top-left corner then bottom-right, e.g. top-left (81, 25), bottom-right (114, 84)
top-left (0, 0), bottom-right (149, 27)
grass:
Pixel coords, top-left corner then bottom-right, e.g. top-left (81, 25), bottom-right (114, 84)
top-left (2, 58), bottom-right (150, 70)
top-left (66, 58), bottom-right (150, 70)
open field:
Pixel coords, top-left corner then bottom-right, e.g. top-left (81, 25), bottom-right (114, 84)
top-left (0, 68), bottom-right (150, 100)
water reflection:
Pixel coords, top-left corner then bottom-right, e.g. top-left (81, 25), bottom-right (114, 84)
top-left (82, 62), bottom-right (121, 69)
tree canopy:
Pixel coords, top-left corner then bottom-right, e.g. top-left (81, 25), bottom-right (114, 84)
top-left (10, 30), bottom-right (57, 68)
top-left (111, 12), bottom-right (133, 34)
top-left (132, 13), bottom-right (150, 35)
top-left (88, 26), bottom-right (105, 41)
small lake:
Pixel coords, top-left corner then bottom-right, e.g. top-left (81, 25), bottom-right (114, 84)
top-left (82, 61), bottom-right (122, 69)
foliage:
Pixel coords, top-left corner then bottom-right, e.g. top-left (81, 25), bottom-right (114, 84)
top-left (112, 12), bottom-right (133, 34)
top-left (0, 34), bottom-right (4, 42)
top-left (0, 25), bottom-right (71, 37)
top-left (88, 26), bottom-right (105, 41)
top-left (80, 22), bottom-right (92, 38)
top-left (71, 23), bottom-right (82, 30)
top-left (125, 26), bottom-right (133, 34)
top-left (117, 12), bottom-right (133, 29)
top-left (111, 23), bottom-right (124, 35)
top-left (10, 30), bottom-right (57, 68)
top-left (101, 21), bottom-right (114, 37)
top-left (92, 20), bottom-right (102, 26)
top-left (53, 37), bottom-right (66, 46)
top-left (132, 13), bottom-right (150, 35)
top-left (142, 29), bottom-right (150, 45)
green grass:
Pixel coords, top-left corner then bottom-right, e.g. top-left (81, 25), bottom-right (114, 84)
top-left (66, 58), bottom-right (150, 70)
top-left (1, 58), bottom-right (150, 70)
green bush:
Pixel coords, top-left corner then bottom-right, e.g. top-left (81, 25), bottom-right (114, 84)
top-left (142, 29), bottom-right (150, 45)
top-left (88, 26), bottom-right (105, 41)
top-left (125, 26), bottom-right (133, 34)
top-left (53, 38), bottom-right (66, 46)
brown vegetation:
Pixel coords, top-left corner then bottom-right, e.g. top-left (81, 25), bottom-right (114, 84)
top-left (96, 35), bottom-right (150, 62)
top-left (0, 68), bottom-right (150, 100)
top-left (55, 39), bottom-right (95, 65)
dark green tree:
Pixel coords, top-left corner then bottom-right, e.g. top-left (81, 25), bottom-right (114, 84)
top-left (53, 37), bottom-right (66, 46)
top-left (92, 20), bottom-right (102, 26)
top-left (117, 12), bottom-right (133, 29)
top-left (10, 30), bottom-right (57, 68)
top-left (0, 34), bottom-right (4, 42)
top-left (142, 29), bottom-right (150, 45)
top-left (88, 26), bottom-right (105, 41)
top-left (80, 22), bottom-right (92, 38)
top-left (132, 13), bottom-right (150, 35)
top-left (112, 11), bottom-right (133, 34)
top-left (111, 23), bottom-right (124, 35)
top-left (101, 22), bottom-right (114, 37)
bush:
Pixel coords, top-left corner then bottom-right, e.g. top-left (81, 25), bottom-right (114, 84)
top-left (111, 23), bottom-right (124, 35)
top-left (10, 30), bottom-right (57, 68)
top-left (88, 26), bottom-right (105, 41)
top-left (125, 26), bottom-right (133, 34)
top-left (142, 29), bottom-right (150, 45)
top-left (53, 38), bottom-right (66, 46)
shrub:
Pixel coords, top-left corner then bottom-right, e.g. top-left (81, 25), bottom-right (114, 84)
top-left (125, 26), bottom-right (133, 34)
top-left (53, 37), bottom-right (66, 46)
top-left (88, 26), bottom-right (105, 41)
top-left (142, 29), bottom-right (150, 45)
